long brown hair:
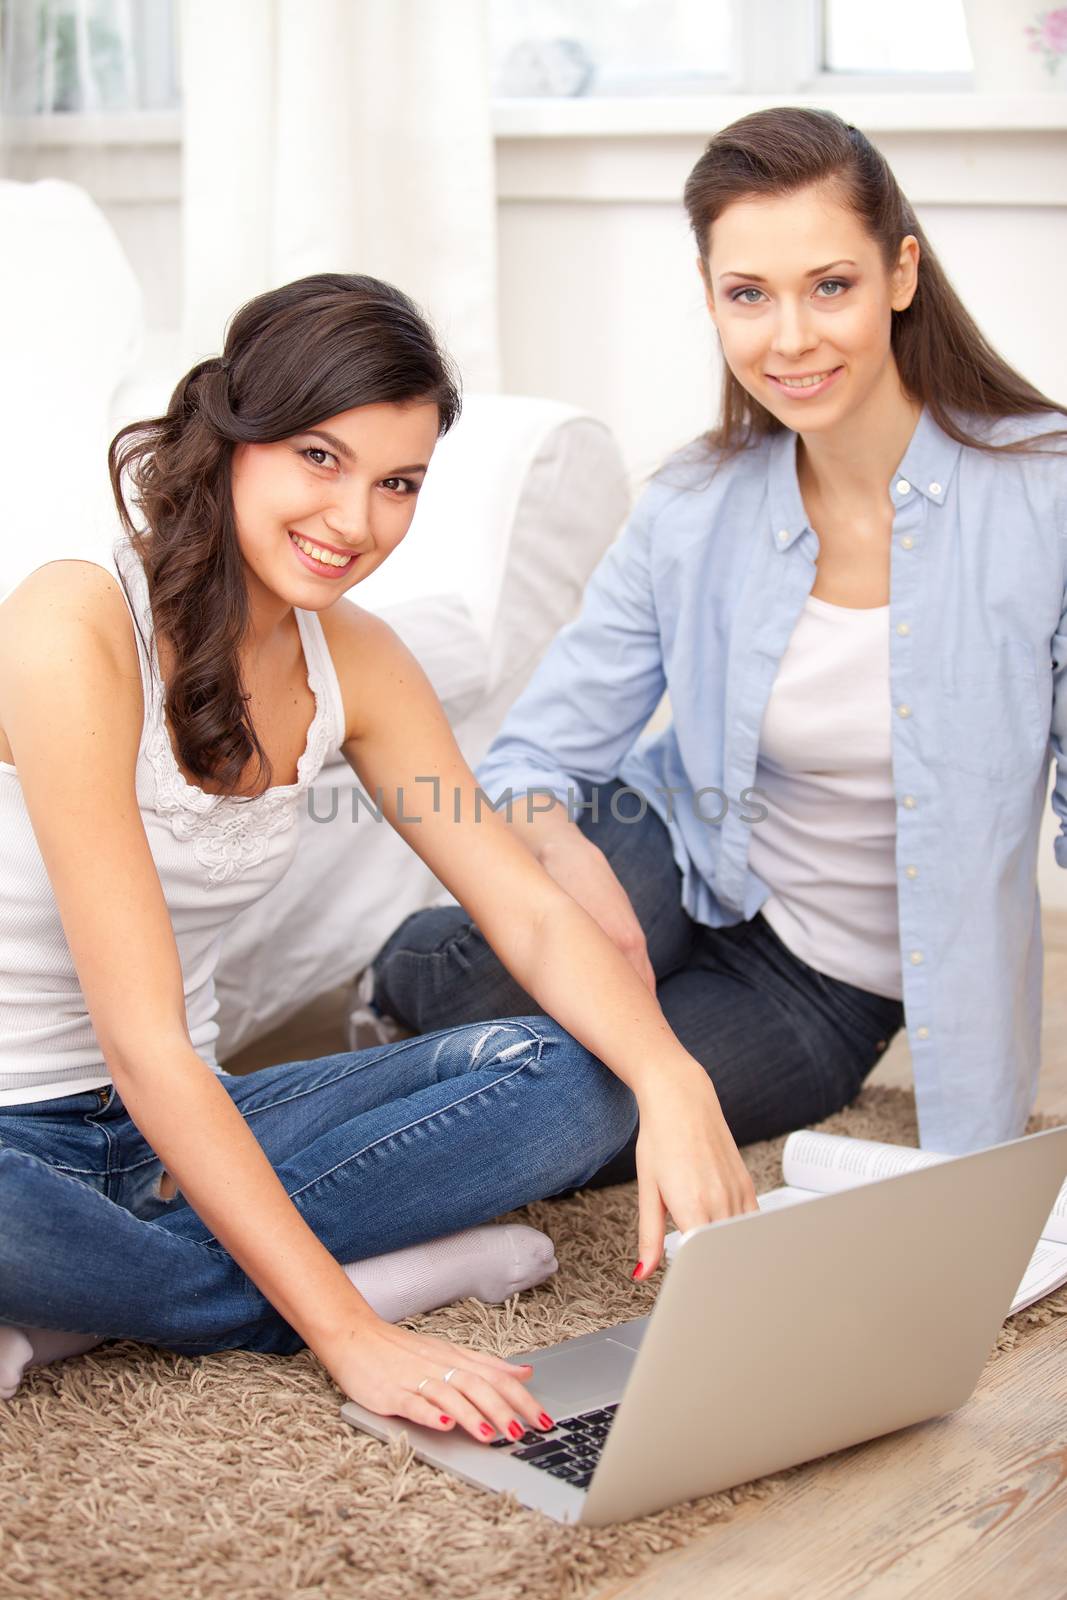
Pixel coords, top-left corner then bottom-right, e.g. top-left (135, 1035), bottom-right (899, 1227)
top-left (682, 106), bottom-right (1066, 461)
top-left (109, 273), bottom-right (460, 797)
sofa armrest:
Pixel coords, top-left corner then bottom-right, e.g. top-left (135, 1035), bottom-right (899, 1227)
top-left (353, 393), bottom-right (629, 692)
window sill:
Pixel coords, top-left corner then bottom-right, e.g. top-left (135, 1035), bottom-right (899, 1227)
top-left (492, 92), bottom-right (1067, 140)
top-left (0, 110), bottom-right (181, 146)
top-left (6, 95), bottom-right (1065, 148)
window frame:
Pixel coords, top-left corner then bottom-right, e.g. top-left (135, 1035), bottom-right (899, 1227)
top-left (490, 0), bottom-right (975, 106)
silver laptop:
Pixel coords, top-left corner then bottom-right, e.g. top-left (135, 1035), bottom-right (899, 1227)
top-left (340, 1126), bottom-right (1067, 1526)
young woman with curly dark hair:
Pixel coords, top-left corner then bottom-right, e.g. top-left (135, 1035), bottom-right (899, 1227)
top-left (0, 273), bottom-right (757, 1424)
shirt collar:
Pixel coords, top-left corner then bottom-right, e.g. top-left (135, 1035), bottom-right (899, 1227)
top-left (767, 404), bottom-right (964, 553)
top-left (893, 403), bottom-right (964, 510)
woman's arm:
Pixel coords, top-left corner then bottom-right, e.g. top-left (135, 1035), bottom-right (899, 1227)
top-left (337, 605), bottom-right (758, 1275)
top-left (474, 483), bottom-right (674, 989)
top-left (0, 564), bottom-right (546, 1440)
top-left (476, 481), bottom-right (668, 817)
top-left (505, 799), bottom-right (657, 993)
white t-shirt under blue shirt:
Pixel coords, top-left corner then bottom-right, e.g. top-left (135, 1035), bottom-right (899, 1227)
top-left (750, 594), bottom-right (902, 1001)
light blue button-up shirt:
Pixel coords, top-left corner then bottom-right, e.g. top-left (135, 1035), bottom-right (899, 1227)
top-left (477, 406), bottom-right (1067, 1154)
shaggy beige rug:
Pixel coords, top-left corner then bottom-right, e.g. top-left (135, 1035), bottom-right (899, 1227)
top-left (2, 1086), bottom-right (1064, 1600)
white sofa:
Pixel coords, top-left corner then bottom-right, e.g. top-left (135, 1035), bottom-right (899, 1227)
top-left (0, 178), bottom-right (631, 1057)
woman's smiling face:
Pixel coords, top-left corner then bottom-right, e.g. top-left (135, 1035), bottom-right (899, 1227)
top-left (701, 181), bottom-right (919, 433)
top-left (230, 399), bottom-right (441, 613)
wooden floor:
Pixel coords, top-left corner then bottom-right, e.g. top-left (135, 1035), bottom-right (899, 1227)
top-left (223, 912), bottom-right (1067, 1600)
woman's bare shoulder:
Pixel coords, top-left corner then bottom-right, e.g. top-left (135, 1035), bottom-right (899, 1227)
top-left (318, 596), bottom-right (422, 747)
top-left (0, 559), bottom-right (146, 770)
top-left (0, 558), bottom-right (139, 669)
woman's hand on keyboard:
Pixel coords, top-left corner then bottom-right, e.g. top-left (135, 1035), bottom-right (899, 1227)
top-left (327, 1320), bottom-right (555, 1445)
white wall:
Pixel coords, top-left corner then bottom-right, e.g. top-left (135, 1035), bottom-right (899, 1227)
top-left (498, 195), bottom-right (1067, 482)
top-left (496, 119), bottom-right (1067, 481)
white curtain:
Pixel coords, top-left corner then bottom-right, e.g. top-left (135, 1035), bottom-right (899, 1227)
top-left (179, 0), bottom-right (499, 388)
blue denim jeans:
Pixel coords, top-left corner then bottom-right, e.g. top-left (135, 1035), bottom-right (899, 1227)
top-left (0, 1020), bottom-right (636, 1355)
top-left (373, 781), bottom-right (906, 1183)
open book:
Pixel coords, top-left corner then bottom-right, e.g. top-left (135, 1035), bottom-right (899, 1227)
top-left (664, 1132), bottom-right (1067, 1317)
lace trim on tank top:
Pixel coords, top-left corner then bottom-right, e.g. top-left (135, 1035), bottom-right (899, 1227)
top-left (117, 541), bottom-right (335, 888)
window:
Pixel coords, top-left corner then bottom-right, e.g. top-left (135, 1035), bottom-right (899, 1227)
top-left (0, 0), bottom-right (179, 115)
top-left (823, 0), bottom-right (972, 74)
top-left (491, 0), bottom-right (980, 98)
top-left (490, 0), bottom-right (733, 97)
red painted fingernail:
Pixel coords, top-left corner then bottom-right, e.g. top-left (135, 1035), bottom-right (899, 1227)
top-left (439, 1415), bottom-right (452, 1425)
top-left (538, 1412), bottom-right (554, 1429)
top-left (632, 1261), bottom-right (644, 1280)
top-left (508, 1420), bottom-right (523, 1440)
top-left (479, 1422), bottom-right (494, 1438)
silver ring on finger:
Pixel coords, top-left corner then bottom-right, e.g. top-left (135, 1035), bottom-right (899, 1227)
top-left (416, 1377), bottom-right (431, 1395)
top-left (441, 1367), bottom-right (458, 1385)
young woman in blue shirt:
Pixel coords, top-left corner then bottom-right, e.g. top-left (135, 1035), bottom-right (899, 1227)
top-left (369, 105), bottom-right (1067, 1169)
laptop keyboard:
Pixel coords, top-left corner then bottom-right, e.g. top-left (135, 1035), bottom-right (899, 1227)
top-left (487, 1404), bottom-right (618, 1490)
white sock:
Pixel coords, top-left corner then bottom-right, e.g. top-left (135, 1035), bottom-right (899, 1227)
top-left (0, 1325), bottom-right (105, 1401)
top-left (0, 1224), bottom-right (558, 1398)
top-left (342, 1223), bottom-right (558, 1324)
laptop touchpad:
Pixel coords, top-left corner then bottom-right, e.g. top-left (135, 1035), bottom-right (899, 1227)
top-left (527, 1339), bottom-right (638, 1413)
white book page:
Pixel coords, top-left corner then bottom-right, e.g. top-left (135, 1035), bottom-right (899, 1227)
top-left (781, 1130), bottom-right (1067, 1246)
top-left (1010, 1239), bottom-right (1067, 1315)
top-left (781, 1131), bottom-right (946, 1192)
top-left (755, 1186), bottom-right (812, 1213)
top-left (1041, 1171), bottom-right (1067, 1246)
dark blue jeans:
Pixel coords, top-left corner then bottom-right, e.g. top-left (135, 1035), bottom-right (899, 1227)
top-left (0, 1020), bottom-right (636, 1353)
top-left (373, 782), bottom-right (906, 1184)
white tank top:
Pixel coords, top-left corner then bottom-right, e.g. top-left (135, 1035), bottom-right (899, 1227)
top-left (0, 533), bottom-right (348, 1105)
top-left (747, 593), bottom-right (903, 1001)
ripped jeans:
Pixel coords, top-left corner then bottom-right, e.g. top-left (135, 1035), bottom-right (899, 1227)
top-left (0, 1020), bottom-right (637, 1357)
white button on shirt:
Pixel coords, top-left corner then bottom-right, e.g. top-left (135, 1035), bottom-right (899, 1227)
top-left (896, 479), bottom-right (911, 494)
top-left (900, 537), bottom-right (915, 550)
